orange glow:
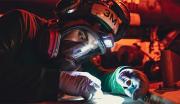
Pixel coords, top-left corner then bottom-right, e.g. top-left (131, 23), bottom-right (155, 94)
top-left (111, 39), bottom-right (162, 63)
top-left (123, 0), bottom-right (140, 4)
top-left (130, 13), bottom-right (141, 26)
top-left (111, 39), bottom-right (141, 52)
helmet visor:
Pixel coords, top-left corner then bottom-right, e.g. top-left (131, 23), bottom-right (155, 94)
top-left (60, 26), bottom-right (114, 62)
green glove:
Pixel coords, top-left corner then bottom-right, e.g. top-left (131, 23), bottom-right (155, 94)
top-left (102, 66), bottom-right (149, 100)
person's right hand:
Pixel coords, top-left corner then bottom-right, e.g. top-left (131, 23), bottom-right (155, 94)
top-left (59, 71), bottom-right (103, 100)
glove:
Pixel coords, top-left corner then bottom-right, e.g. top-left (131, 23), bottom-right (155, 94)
top-left (59, 71), bottom-right (103, 100)
top-left (117, 66), bottom-right (149, 100)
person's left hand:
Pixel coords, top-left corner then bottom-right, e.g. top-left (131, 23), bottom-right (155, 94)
top-left (59, 71), bottom-right (103, 100)
top-left (117, 68), bottom-right (149, 100)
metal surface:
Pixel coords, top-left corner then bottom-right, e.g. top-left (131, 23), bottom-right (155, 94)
top-left (40, 93), bottom-right (144, 104)
top-left (57, 93), bottom-right (144, 104)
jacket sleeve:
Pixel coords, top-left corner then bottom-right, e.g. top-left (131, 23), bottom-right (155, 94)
top-left (0, 9), bottom-right (50, 62)
top-left (0, 9), bottom-right (59, 102)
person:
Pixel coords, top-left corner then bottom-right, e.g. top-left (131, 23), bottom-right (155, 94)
top-left (0, 0), bottom-right (148, 102)
top-left (55, 0), bottom-right (149, 100)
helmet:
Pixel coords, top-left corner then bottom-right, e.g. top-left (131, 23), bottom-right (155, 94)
top-left (54, 0), bottom-right (130, 41)
top-left (51, 0), bottom-right (130, 71)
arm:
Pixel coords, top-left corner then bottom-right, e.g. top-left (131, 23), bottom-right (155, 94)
top-left (0, 9), bottom-right (59, 102)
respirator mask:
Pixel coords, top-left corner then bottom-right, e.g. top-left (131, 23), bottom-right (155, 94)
top-left (58, 26), bottom-right (114, 71)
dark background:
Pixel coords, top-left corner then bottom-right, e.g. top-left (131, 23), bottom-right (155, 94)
top-left (0, 0), bottom-right (59, 19)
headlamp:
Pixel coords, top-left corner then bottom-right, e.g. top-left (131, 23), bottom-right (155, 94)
top-left (101, 35), bottom-right (114, 48)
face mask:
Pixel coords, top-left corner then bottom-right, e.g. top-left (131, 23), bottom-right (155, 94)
top-left (59, 26), bottom-right (114, 70)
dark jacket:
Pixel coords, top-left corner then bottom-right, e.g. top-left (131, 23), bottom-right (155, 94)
top-left (0, 9), bottom-right (59, 102)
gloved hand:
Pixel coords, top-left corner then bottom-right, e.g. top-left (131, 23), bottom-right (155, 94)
top-left (59, 71), bottom-right (103, 100)
top-left (117, 67), bottom-right (149, 100)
